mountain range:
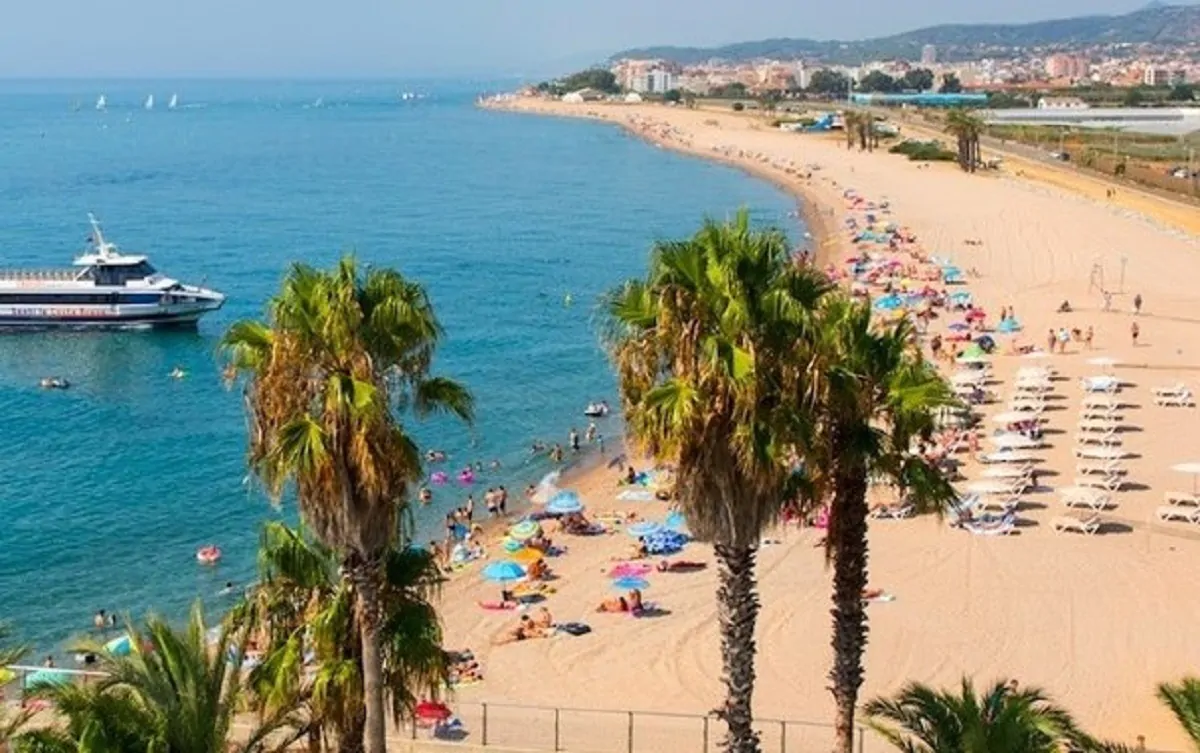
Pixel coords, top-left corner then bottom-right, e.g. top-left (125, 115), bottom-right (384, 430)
top-left (611, 3), bottom-right (1200, 65)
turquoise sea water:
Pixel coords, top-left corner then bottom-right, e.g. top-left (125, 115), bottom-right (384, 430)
top-left (0, 80), bottom-right (800, 653)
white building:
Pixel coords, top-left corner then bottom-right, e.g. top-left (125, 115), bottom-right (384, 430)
top-left (630, 70), bottom-right (677, 94)
top-left (794, 62), bottom-right (811, 89)
top-left (921, 45), bottom-right (937, 65)
top-left (1144, 67), bottom-right (1169, 86)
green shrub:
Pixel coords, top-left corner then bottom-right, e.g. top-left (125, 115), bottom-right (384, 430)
top-left (732, 102), bottom-right (745, 112)
top-left (888, 139), bottom-right (957, 162)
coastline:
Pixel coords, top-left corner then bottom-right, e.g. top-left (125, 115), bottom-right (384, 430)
top-left (449, 94), bottom-right (1200, 751)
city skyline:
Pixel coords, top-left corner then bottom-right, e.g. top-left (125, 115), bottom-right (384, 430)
top-left (0, 0), bottom-right (1174, 78)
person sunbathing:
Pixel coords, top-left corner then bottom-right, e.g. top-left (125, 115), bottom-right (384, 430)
top-left (532, 607), bottom-right (554, 630)
top-left (657, 559), bottom-right (706, 573)
top-left (525, 558), bottom-right (550, 580)
top-left (596, 589), bottom-right (644, 614)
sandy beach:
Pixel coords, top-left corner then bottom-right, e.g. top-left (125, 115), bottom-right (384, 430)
top-left (434, 96), bottom-right (1200, 751)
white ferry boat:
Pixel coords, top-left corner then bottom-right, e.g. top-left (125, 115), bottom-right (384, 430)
top-left (0, 215), bottom-right (225, 329)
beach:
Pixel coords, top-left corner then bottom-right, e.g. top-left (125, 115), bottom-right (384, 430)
top-left (436, 95), bottom-right (1200, 751)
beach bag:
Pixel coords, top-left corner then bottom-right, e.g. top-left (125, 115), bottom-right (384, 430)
top-left (558, 622), bottom-right (591, 636)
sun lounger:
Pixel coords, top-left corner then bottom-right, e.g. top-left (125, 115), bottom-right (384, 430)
top-left (1074, 475), bottom-right (1123, 492)
top-left (1082, 395), bottom-right (1119, 409)
top-left (1079, 406), bottom-right (1119, 420)
top-left (1080, 376), bottom-right (1120, 393)
top-left (1076, 433), bottom-right (1121, 446)
top-left (1060, 487), bottom-right (1112, 511)
top-left (1164, 491), bottom-right (1200, 507)
top-left (1076, 461), bottom-right (1125, 476)
top-left (1155, 390), bottom-right (1195, 408)
top-left (1153, 383), bottom-right (1188, 397)
top-left (1078, 418), bottom-right (1121, 430)
top-left (1156, 505), bottom-right (1200, 524)
top-left (963, 519), bottom-right (1016, 536)
top-left (869, 503), bottom-right (915, 520)
top-left (979, 451), bottom-right (1037, 464)
top-left (1052, 515), bottom-right (1102, 535)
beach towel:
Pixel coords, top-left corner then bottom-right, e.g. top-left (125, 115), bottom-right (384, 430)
top-left (617, 490), bottom-right (654, 502)
top-left (557, 622), bottom-right (592, 636)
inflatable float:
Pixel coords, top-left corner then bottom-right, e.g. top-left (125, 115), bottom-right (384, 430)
top-left (196, 545), bottom-right (222, 565)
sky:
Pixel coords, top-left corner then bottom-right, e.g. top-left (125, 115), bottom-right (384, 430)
top-left (0, 0), bottom-right (1163, 78)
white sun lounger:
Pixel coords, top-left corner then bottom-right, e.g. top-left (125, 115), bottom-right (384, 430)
top-left (1080, 376), bottom-right (1120, 393)
top-left (1164, 491), bottom-right (1200, 507)
top-left (1052, 515), bottom-right (1102, 535)
top-left (869, 503), bottom-right (915, 520)
top-left (1079, 405), bottom-right (1119, 420)
top-left (1082, 394), bottom-right (1119, 409)
top-left (1155, 390), bottom-right (1195, 408)
top-left (1074, 475), bottom-right (1123, 492)
top-left (980, 451), bottom-right (1037, 464)
top-left (1156, 505), bottom-right (1200, 524)
top-left (982, 466), bottom-right (1032, 479)
top-left (1076, 461), bottom-right (1125, 476)
top-left (1153, 383), bottom-right (1188, 397)
top-left (1060, 487), bottom-right (1112, 510)
top-left (1076, 433), bottom-right (1121, 446)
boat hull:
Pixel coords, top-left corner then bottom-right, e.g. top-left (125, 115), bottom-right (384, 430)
top-left (0, 302), bottom-right (220, 330)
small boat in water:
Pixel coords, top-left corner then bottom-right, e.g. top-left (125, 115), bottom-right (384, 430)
top-left (168, 93), bottom-right (178, 110)
top-left (39, 377), bottom-right (70, 390)
top-left (95, 94), bottom-right (107, 111)
top-left (0, 215), bottom-right (225, 329)
top-left (584, 400), bottom-right (610, 417)
top-left (144, 94), bottom-right (154, 110)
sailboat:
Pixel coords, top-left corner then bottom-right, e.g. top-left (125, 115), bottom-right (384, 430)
top-left (95, 95), bottom-right (107, 111)
top-left (168, 94), bottom-right (178, 110)
top-left (144, 94), bottom-right (155, 110)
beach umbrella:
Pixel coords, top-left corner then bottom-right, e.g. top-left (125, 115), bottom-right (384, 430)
top-left (974, 335), bottom-right (996, 352)
top-left (415, 701), bottom-right (453, 723)
top-left (501, 537), bottom-right (523, 553)
top-left (949, 291), bottom-right (972, 305)
top-left (611, 577), bottom-right (650, 591)
top-left (104, 635), bottom-right (132, 657)
top-left (545, 490), bottom-right (584, 515)
top-left (996, 319), bottom-right (1021, 334)
top-left (627, 521), bottom-right (663, 538)
top-left (989, 434), bottom-right (1037, 449)
top-left (510, 548), bottom-right (544, 565)
top-left (1171, 462), bottom-right (1200, 493)
top-left (508, 520), bottom-right (542, 542)
top-left (873, 294), bottom-right (903, 311)
top-left (481, 560), bottom-right (525, 583)
top-left (960, 343), bottom-right (986, 359)
top-left (665, 511), bottom-right (687, 531)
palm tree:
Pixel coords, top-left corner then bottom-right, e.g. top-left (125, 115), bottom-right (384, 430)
top-left (944, 108), bottom-right (985, 173)
top-left (602, 210), bottom-right (830, 753)
top-left (843, 111), bottom-right (861, 150)
top-left (223, 257), bottom-right (472, 753)
top-left (0, 624), bottom-right (31, 752)
top-left (1157, 677), bottom-right (1200, 749)
top-left (865, 678), bottom-right (1097, 752)
top-left (16, 605), bottom-right (293, 753)
top-left (244, 522), bottom-right (447, 753)
top-left (808, 298), bottom-right (956, 753)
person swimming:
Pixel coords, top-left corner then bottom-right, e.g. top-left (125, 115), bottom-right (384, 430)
top-left (219, 581), bottom-right (237, 596)
top-left (419, 487), bottom-right (433, 504)
top-left (169, 366), bottom-right (186, 379)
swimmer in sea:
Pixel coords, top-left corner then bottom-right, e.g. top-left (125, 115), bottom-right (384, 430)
top-left (419, 487), bottom-right (433, 505)
top-left (219, 581), bottom-right (236, 596)
top-left (169, 366), bottom-right (186, 379)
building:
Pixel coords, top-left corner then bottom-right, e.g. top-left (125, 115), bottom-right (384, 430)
top-left (1044, 54), bottom-right (1088, 81)
top-left (1037, 96), bottom-right (1089, 110)
top-left (630, 69), bottom-right (677, 94)
top-left (793, 62), bottom-right (811, 90)
top-left (1144, 67), bottom-right (1170, 87)
top-left (921, 45), bottom-right (937, 65)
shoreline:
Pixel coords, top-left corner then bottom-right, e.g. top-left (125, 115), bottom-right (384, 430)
top-left (448, 94), bottom-right (1200, 750)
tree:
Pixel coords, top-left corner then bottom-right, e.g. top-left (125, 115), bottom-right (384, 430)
top-left (809, 69), bottom-right (851, 97)
top-left (602, 211), bottom-right (829, 753)
top-left (1169, 83), bottom-right (1196, 102)
top-left (222, 257), bottom-right (473, 753)
top-left (1123, 87), bottom-right (1145, 107)
top-left (0, 625), bottom-right (31, 750)
top-left (809, 299), bottom-right (955, 753)
top-left (901, 68), bottom-right (935, 92)
top-left (1157, 677), bottom-right (1200, 749)
top-left (663, 89), bottom-right (682, 104)
top-left (944, 108), bottom-right (985, 173)
top-left (712, 82), bottom-right (748, 99)
top-left (842, 111), bottom-right (862, 150)
top-left (939, 73), bottom-right (963, 94)
top-left (865, 678), bottom-right (1098, 753)
top-left (858, 71), bottom-right (899, 94)
top-left (243, 522), bottom-right (448, 753)
top-left (16, 606), bottom-right (295, 753)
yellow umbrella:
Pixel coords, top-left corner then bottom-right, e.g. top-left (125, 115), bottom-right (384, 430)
top-left (510, 548), bottom-right (544, 565)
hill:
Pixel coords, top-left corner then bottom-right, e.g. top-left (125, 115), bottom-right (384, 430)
top-left (611, 4), bottom-right (1200, 64)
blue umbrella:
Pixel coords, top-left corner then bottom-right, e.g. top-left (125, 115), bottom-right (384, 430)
top-left (546, 490), bottom-right (583, 515)
top-left (611, 577), bottom-right (650, 591)
top-left (873, 294), bottom-right (902, 311)
top-left (482, 560), bottom-right (526, 582)
top-left (105, 635), bottom-right (132, 657)
top-left (997, 318), bottom-right (1021, 334)
top-left (627, 521), bottom-right (662, 538)
top-left (949, 291), bottom-right (972, 305)
top-left (665, 511), bottom-right (687, 531)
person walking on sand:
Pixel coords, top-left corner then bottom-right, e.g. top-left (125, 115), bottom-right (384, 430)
top-left (1047, 329), bottom-right (1056, 355)
top-left (1133, 293), bottom-right (1143, 315)
top-left (1131, 321), bottom-right (1140, 346)
top-left (1084, 325), bottom-right (1094, 350)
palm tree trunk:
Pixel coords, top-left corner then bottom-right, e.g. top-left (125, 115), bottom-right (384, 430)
top-left (714, 543), bottom-right (761, 753)
top-left (338, 711), bottom-right (365, 753)
top-left (346, 556), bottom-right (388, 753)
top-left (308, 722), bottom-right (323, 753)
top-left (829, 460), bottom-right (870, 753)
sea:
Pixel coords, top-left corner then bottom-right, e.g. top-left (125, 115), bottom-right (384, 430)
top-left (0, 79), bottom-right (801, 654)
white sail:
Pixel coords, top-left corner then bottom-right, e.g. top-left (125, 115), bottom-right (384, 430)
top-left (144, 94), bottom-right (154, 110)
top-left (168, 94), bottom-right (178, 110)
top-left (96, 95), bottom-right (107, 111)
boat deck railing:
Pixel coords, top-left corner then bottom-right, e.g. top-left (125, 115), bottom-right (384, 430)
top-left (0, 269), bottom-right (82, 282)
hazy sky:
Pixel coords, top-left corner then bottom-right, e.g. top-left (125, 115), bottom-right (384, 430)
top-left (0, 0), bottom-right (1155, 78)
